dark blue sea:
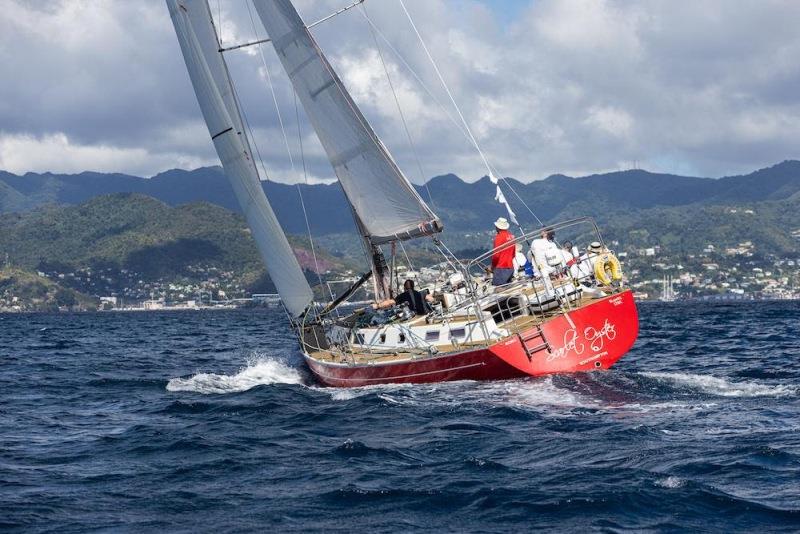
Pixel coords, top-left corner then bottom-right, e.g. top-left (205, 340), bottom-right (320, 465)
top-left (1, 303), bottom-right (798, 532)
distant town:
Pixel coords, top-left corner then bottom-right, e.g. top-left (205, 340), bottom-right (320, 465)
top-left (2, 229), bottom-right (798, 313)
top-left (0, 263), bottom-right (287, 313)
top-left (623, 239), bottom-right (799, 301)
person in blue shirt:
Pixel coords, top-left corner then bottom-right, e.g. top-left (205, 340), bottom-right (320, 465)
top-left (513, 244), bottom-right (535, 278)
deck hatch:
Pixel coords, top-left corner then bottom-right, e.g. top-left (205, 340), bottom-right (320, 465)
top-left (450, 327), bottom-right (466, 339)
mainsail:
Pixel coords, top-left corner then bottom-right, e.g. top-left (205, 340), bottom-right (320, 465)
top-left (252, 0), bottom-right (442, 245)
top-left (167, 0), bottom-right (313, 317)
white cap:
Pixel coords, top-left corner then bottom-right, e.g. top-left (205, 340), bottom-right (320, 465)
top-left (494, 217), bottom-right (510, 230)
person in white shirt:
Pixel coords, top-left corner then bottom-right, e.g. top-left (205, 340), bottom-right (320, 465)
top-left (530, 227), bottom-right (562, 277)
top-left (530, 227), bottom-right (562, 295)
top-left (560, 240), bottom-right (576, 274)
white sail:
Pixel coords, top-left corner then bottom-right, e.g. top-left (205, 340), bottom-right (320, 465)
top-left (252, 0), bottom-right (441, 245)
top-left (167, 0), bottom-right (313, 317)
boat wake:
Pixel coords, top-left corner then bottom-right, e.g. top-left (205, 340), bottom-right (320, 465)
top-left (321, 376), bottom-right (597, 412)
top-left (640, 371), bottom-right (797, 398)
top-left (166, 354), bottom-right (306, 394)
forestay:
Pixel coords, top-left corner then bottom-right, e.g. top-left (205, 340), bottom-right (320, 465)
top-left (252, 0), bottom-right (441, 244)
top-left (167, 0), bottom-right (313, 317)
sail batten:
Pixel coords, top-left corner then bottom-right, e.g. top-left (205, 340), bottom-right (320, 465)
top-left (252, 0), bottom-right (442, 245)
top-left (167, 0), bottom-right (313, 317)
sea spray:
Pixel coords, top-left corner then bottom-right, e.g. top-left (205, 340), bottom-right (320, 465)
top-left (166, 354), bottom-right (306, 394)
top-left (640, 371), bottom-right (798, 398)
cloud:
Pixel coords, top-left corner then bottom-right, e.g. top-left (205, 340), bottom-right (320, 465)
top-left (0, 0), bottom-right (798, 183)
top-left (0, 132), bottom-right (215, 176)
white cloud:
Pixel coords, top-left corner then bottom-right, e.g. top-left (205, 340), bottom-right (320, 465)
top-left (584, 106), bottom-right (634, 139)
top-left (0, 132), bottom-right (214, 176)
top-left (0, 0), bottom-right (798, 182)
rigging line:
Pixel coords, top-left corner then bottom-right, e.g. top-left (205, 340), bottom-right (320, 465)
top-left (245, 0), bottom-right (297, 177)
top-left (226, 48), bottom-right (271, 184)
top-left (216, 0), bottom-right (222, 45)
top-left (397, 0), bottom-right (492, 178)
top-left (298, 11), bottom-right (432, 216)
top-left (359, 3), bottom-right (435, 209)
top-left (359, 13), bottom-right (471, 147)
top-left (205, 2), bottom-right (272, 188)
top-left (396, 0), bottom-right (543, 228)
top-left (434, 237), bottom-right (466, 271)
top-left (489, 163), bottom-right (543, 227)
top-left (396, 238), bottom-right (415, 272)
top-left (390, 242), bottom-right (398, 295)
top-left (294, 91), bottom-right (332, 300)
top-left (430, 238), bottom-right (461, 274)
top-left (245, 0), bottom-right (328, 300)
top-left (360, 8), bottom-right (540, 226)
top-left (219, 0), bottom-right (366, 53)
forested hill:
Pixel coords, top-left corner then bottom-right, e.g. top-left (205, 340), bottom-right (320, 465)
top-left (0, 194), bottom-right (350, 285)
top-left (2, 160), bottom-right (799, 234)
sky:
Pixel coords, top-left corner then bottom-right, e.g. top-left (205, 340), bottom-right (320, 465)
top-left (0, 0), bottom-right (799, 183)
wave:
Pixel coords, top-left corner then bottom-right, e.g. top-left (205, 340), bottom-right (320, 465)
top-left (166, 355), bottom-right (305, 394)
top-left (640, 372), bottom-right (797, 398)
top-left (655, 475), bottom-right (686, 489)
top-left (479, 377), bottom-right (599, 410)
top-left (319, 376), bottom-right (596, 412)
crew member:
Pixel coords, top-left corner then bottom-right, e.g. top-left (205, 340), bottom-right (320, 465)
top-left (531, 227), bottom-right (562, 278)
top-left (513, 243), bottom-right (535, 278)
top-left (375, 279), bottom-right (432, 315)
top-left (585, 241), bottom-right (605, 275)
top-left (576, 242), bottom-right (607, 297)
top-left (489, 217), bottom-right (515, 286)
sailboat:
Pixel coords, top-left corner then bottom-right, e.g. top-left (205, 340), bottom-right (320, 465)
top-left (660, 275), bottom-right (676, 302)
top-left (166, 0), bottom-right (639, 387)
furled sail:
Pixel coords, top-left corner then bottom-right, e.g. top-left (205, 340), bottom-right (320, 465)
top-left (252, 0), bottom-right (442, 245)
top-left (167, 0), bottom-right (313, 317)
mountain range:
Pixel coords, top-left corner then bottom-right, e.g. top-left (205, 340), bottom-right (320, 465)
top-left (2, 160), bottom-right (800, 236)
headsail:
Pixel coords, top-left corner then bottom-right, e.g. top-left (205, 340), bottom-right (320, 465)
top-left (252, 0), bottom-right (442, 245)
top-left (167, 0), bottom-right (313, 317)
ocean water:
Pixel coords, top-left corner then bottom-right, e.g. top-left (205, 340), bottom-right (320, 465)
top-left (1, 303), bottom-right (798, 532)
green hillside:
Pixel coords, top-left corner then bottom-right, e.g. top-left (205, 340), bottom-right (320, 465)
top-left (0, 194), bottom-right (353, 293)
top-left (0, 268), bottom-right (97, 311)
top-left (603, 199), bottom-right (800, 256)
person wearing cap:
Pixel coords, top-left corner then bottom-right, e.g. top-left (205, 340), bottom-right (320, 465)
top-left (587, 241), bottom-right (604, 254)
top-left (567, 241), bottom-right (596, 282)
top-left (577, 241), bottom-right (605, 284)
top-left (575, 241), bottom-right (608, 297)
top-left (489, 217), bottom-right (515, 286)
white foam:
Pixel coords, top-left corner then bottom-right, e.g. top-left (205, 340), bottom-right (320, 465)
top-left (484, 377), bottom-right (598, 409)
top-left (641, 372), bottom-right (797, 398)
top-left (655, 476), bottom-right (685, 489)
top-left (327, 389), bottom-right (361, 401)
top-left (319, 376), bottom-right (596, 412)
top-left (321, 383), bottom-right (413, 402)
top-left (166, 356), bottom-right (305, 394)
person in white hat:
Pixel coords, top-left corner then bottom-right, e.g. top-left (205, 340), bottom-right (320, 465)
top-left (489, 217), bottom-right (515, 286)
top-left (569, 242), bottom-right (598, 282)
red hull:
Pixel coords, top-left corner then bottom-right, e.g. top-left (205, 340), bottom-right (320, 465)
top-left (305, 290), bottom-right (639, 387)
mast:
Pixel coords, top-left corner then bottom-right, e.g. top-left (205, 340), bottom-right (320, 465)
top-left (251, 0), bottom-right (442, 298)
top-left (166, 0), bottom-right (314, 317)
top-left (354, 214), bottom-right (391, 300)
